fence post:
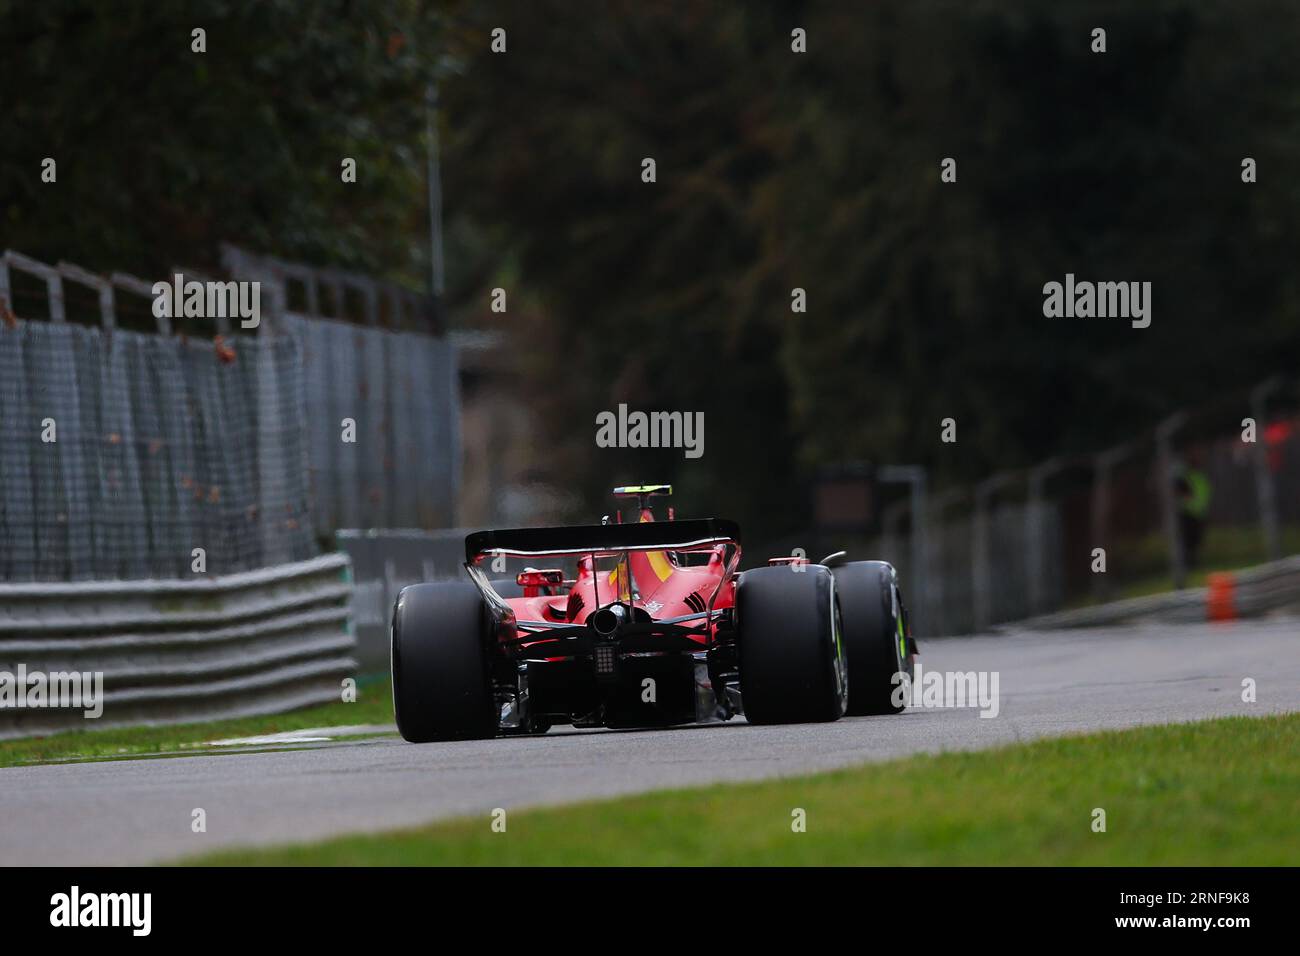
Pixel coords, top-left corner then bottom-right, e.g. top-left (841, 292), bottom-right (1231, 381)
top-left (6, 252), bottom-right (66, 322)
top-left (57, 262), bottom-right (116, 329)
top-left (877, 465), bottom-right (928, 634)
top-left (440, 335), bottom-right (461, 526)
top-left (349, 276), bottom-right (380, 328)
top-left (1250, 377), bottom-right (1283, 563)
top-left (304, 271), bottom-right (320, 316)
top-left (927, 487), bottom-right (967, 636)
top-left (1026, 456), bottom-right (1067, 615)
top-left (973, 471), bottom-right (1018, 630)
top-left (1156, 412), bottom-right (1189, 590)
top-left (881, 498), bottom-right (909, 575)
top-left (111, 272), bottom-right (170, 335)
top-left (257, 278), bottom-right (290, 565)
top-left (1089, 443), bottom-right (1132, 602)
top-left (324, 273), bottom-right (347, 321)
top-left (277, 258), bottom-right (321, 317)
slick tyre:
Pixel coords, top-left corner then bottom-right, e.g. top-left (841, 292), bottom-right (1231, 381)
top-left (832, 560), bottom-right (911, 715)
top-left (391, 581), bottom-right (497, 742)
top-left (737, 565), bottom-right (849, 724)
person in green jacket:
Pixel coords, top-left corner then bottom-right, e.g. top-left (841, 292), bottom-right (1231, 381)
top-left (1174, 450), bottom-right (1212, 569)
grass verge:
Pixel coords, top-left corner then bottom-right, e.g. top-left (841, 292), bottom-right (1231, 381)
top-left (0, 675), bottom-right (394, 768)
top-left (190, 712), bottom-right (1298, 866)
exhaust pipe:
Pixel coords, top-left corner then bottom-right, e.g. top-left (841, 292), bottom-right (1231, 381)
top-left (590, 603), bottom-right (628, 638)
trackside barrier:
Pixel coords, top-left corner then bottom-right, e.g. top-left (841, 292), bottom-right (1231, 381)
top-left (1000, 554), bottom-right (1300, 631)
top-left (0, 553), bottom-right (357, 739)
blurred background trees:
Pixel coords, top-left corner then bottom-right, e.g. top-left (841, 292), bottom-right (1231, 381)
top-left (1, 0), bottom-right (442, 278)
top-left (4, 0), bottom-right (1298, 546)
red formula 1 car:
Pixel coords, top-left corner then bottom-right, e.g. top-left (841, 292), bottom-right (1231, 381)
top-left (391, 485), bottom-right (916, 742)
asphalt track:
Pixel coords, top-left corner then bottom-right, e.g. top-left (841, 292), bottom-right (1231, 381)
top-left (2, 619), bottom-right (1297, 865)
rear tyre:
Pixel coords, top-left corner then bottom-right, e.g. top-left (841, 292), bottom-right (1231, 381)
top-left (737, 565), bottom-right (848, 724)
top-left (832, 560), bottom-right (911, 715)
top-left (391, 581), bottom-right (498, 742)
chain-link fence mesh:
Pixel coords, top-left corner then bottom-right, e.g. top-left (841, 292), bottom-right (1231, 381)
top-left (867, 385), bottom-right (1300, 635)
top-left (0, 320), bottom-right (316, 580)
top-left (283, 312), bottom-right (457, 534)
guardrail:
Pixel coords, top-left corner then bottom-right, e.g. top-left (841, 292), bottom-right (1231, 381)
top-left (1001, 554), bottom-right (1300, 631)
top-left (0, 553), bottom-right (357, 739)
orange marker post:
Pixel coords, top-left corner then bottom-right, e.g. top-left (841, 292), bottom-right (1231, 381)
top-left (1206, 572), bottom-right (1237, 622)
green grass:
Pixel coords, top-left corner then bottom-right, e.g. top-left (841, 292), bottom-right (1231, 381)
top-left (190, 712), bottom-right (1299, 866)
top-left (0, 675), bottom-right (395, 768)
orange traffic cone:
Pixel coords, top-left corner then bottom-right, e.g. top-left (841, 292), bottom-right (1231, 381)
top-left (1206, 572), bottom-right (1237, 622)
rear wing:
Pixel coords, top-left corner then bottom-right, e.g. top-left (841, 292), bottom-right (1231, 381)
top-left (464, 518), bottom-right (740, 563)
top-left (464, 518), bottom-right (741, 621)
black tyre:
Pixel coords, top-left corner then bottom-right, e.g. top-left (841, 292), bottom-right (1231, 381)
top-left (737, 565), bottom-right (848, 724)
top-left (832, 560), bottom-right (911, 715)
top-left (391, 581), bottom-right (498, 742)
